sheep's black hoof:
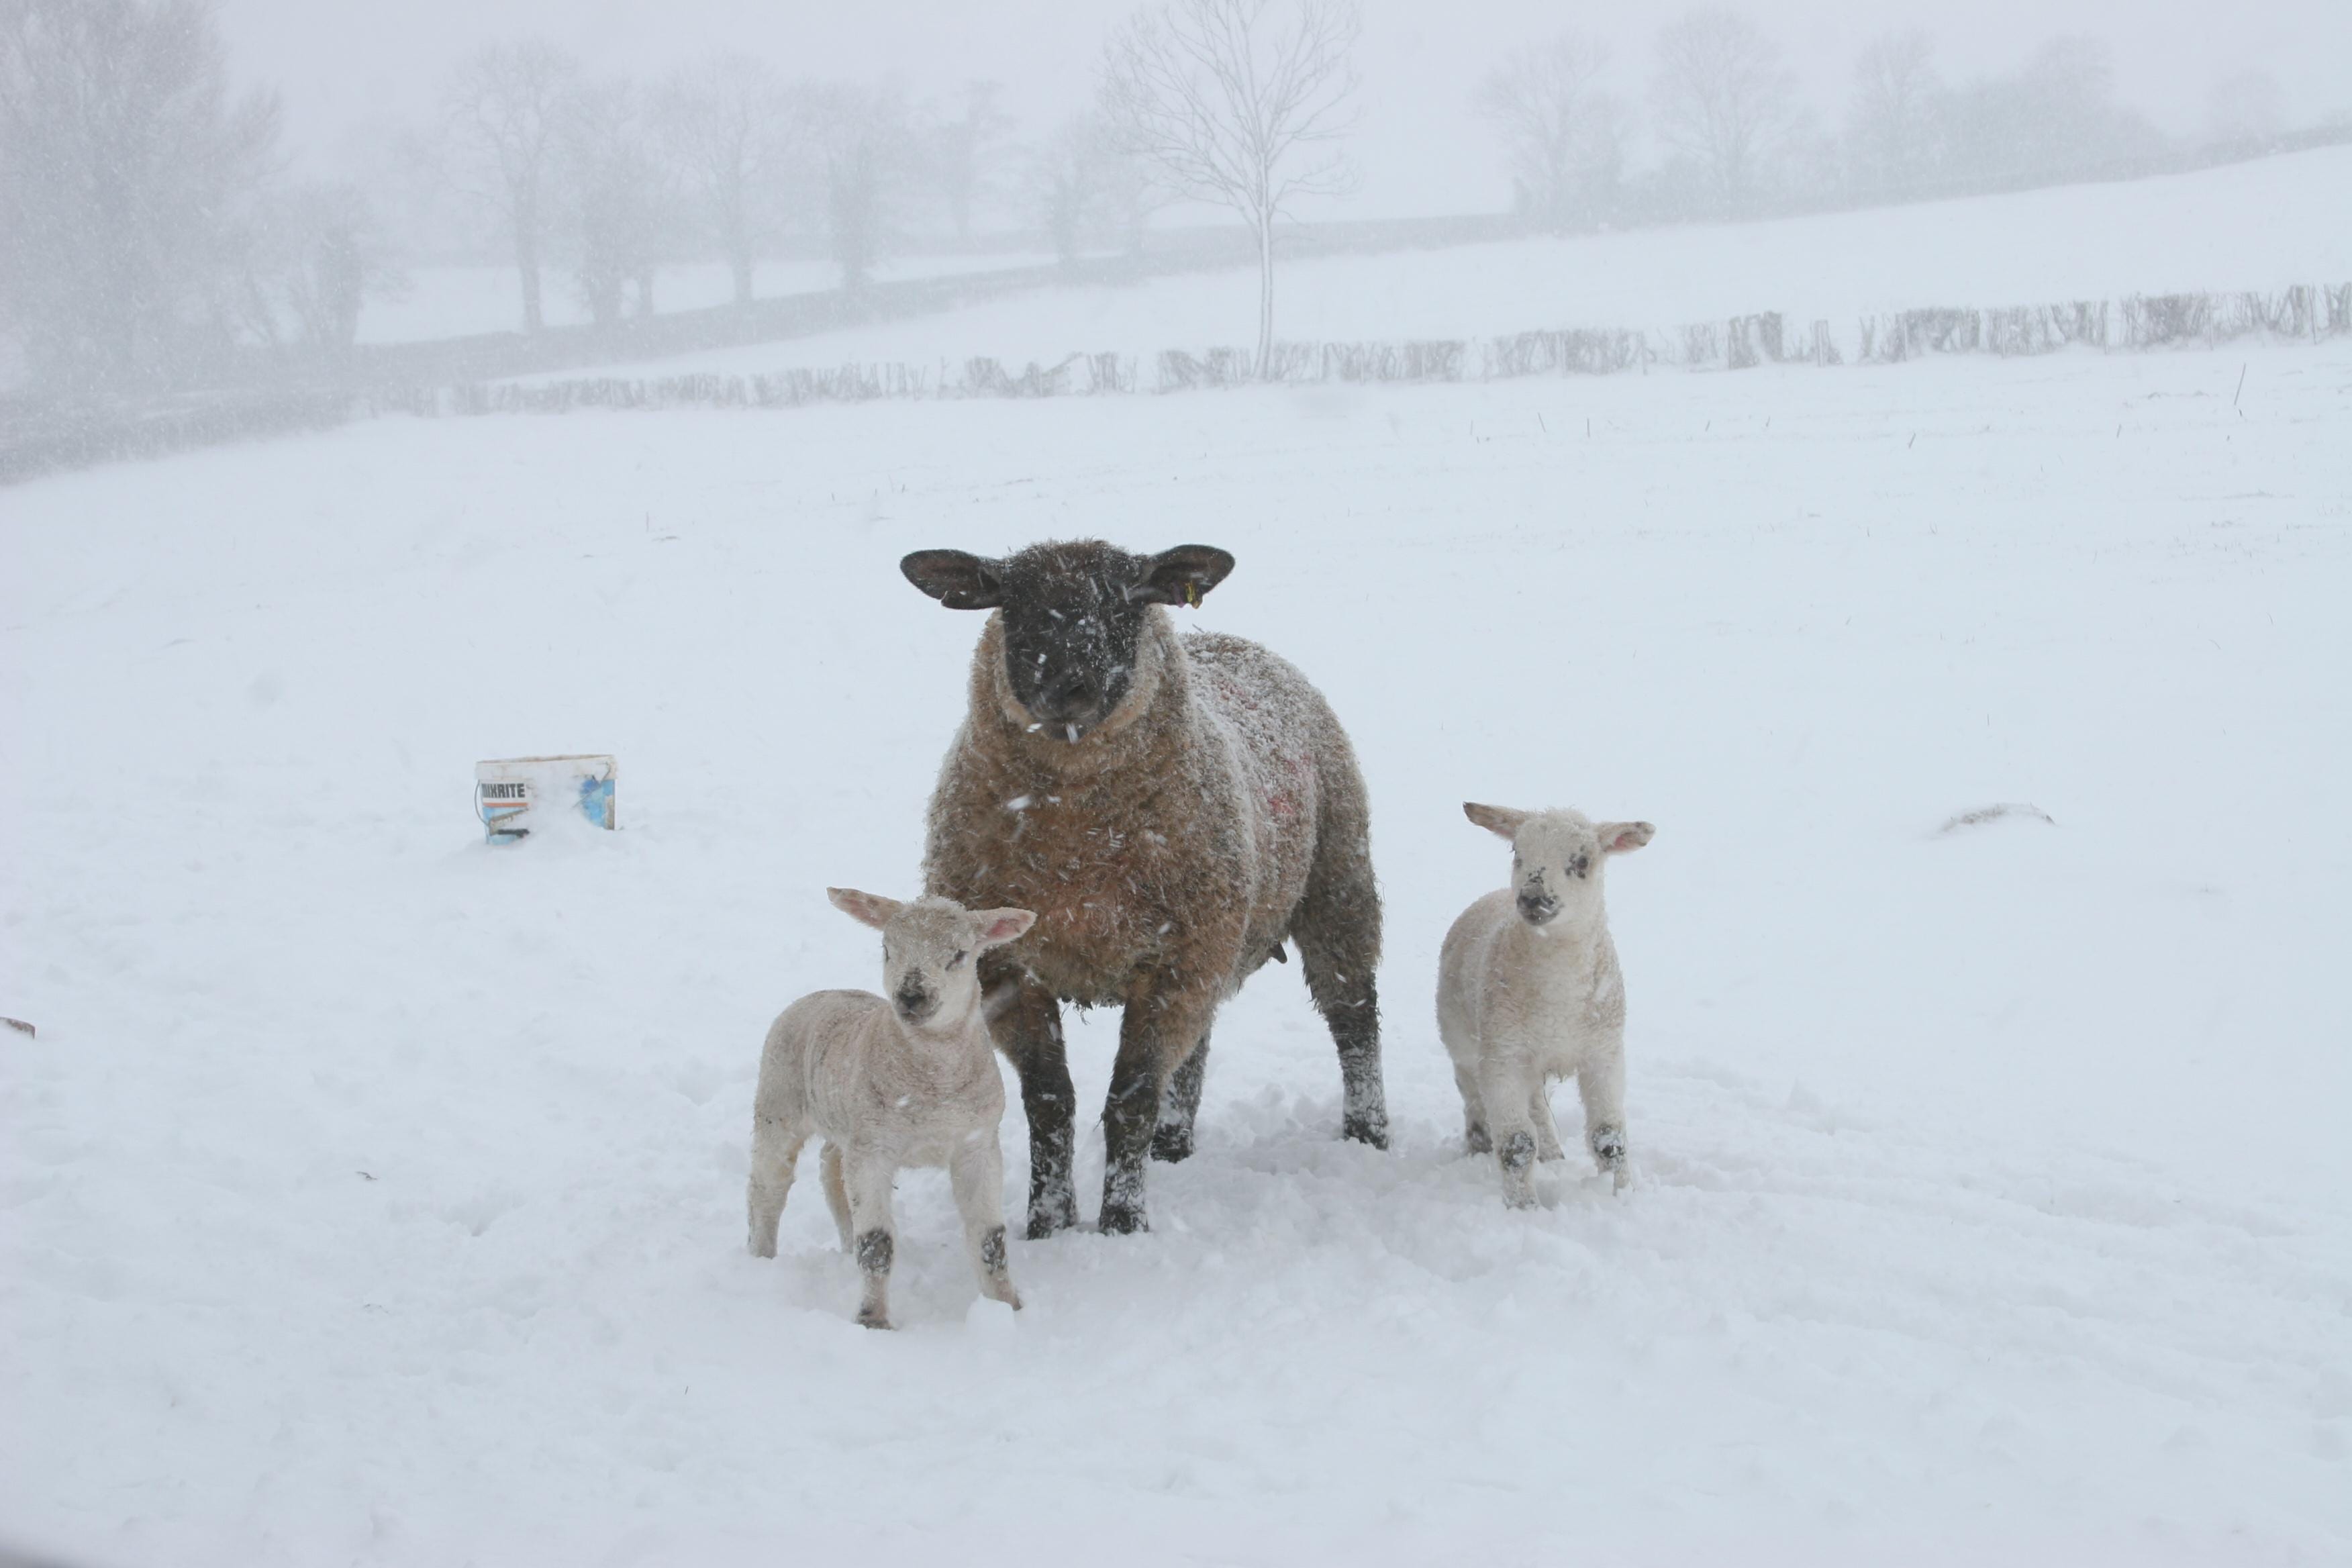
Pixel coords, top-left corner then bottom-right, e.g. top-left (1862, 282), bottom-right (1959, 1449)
top-left (1342, 1113), bottom-right (1389, 1150)
top-left (855, 1307), bottom-right (893, 1331)
top-left (1097, 1199), bottom-right (1150, 1236)
top-left (1150, 1125), bottom-right (1195, 1163)
top-left (1025, 1191), bottom-right (1078, 1240)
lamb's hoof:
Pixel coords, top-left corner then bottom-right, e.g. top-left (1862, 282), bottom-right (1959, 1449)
top-left (1536, 1142), bottom-right (1568, 1163)
top-left (856, 1308), bottom-right (893, 1331)
top-left (1342, 1113), bottom-right (1389, 1150)
top-left (1502, 1188), bottom-right (1538, 1212)
top-left (1097, 1200), bottom-right (1150, 1236)
top-left (748, 1237), bottom-right (776, 1259)
top-left (1464, 1127), bottom-right (1492, 1156)
top-left (1150, 1125), bottom-right (1195, 1163)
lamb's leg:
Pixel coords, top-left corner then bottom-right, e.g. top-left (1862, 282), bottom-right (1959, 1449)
top-left (843, 1149), bottom-right (898, 1329)
top-left (1479, 1055), bottom-right (1543, 1210)
top-left (1578, 1046), bottom-right (1630, 1193)
top-left (985, 965), bottom-right (1078, 1240)
top-left (1100, 972), bottom-right (1219, 1236)
top-left (950, 1134), bottom-right (1020, 1310)
top-left (1530, 1084), bottom-right (1567, 1162)
top-left (746, 1118), bottom-right (807, 1258)
top-left (1151, 1027), bottom-right (1211, 1163)
top-left (819, 1141), bottom-right (852, 1250)
top-left (1293, 851), bottom-right (1389, 1149)
top-left (1450, 1059), bottom-right (1491, 1155)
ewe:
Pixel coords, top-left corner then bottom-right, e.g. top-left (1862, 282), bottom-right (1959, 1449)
top-left (747, 889), bottom-right (1035, 1329)
top-left (1437, 804), bottom-right (1655, 1208)
top-left (902, 540), bottom-right (1387, 1238)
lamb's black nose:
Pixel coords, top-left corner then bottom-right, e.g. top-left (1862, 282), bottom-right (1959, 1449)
top-left (894, 985), bottom-right (936, 1022)
top-left (1517, 893), bottom-right (1559, 925)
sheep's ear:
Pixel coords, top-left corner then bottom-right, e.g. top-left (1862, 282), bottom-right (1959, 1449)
top-left (1128, 545), bottom-right (1235, 607)
top-left (973, 908), bottom-right (1036, 948)
top-left (827, 887), bottom-right (902, 930)
top-left (901, 550), bottom-right (1006, 609)
top-left (1598, 822), bottom-right (1655, 854)
top-left (1463, 802), bottom-right (1530, 840)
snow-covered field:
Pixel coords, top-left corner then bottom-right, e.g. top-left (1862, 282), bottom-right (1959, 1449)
top-left (5, 334), bottom-right (2351, 1565)
top-left (358, 251), bottom-right (1061, 346)
top-left (501, 146), bottom-right (2352, 383)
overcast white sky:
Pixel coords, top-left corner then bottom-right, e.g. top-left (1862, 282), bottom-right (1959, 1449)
top-left (220, 0), bottom-right (2352, 219)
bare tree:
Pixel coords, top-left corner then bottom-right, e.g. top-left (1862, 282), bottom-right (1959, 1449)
top-left (1027, 110), bottom-right (1157, 268)
top-left (928, 79), bottom-right (1016, 240)
top-left (1475, 32), bottom-right (1626, 233)
top-left (558, 80), bottom-right (673, 326)
top-left (1100, 0), bottom-right (1361, 378)
top-left (654, 53), bottom-right (795, 306)
top-left (1649, 9), bottom-right (1798, 215)
top-left (0, 0), bottom-right (281, 395)
top-left (440, 39), bottom-right (578, 333)
top-left (807, 82), bottom-right (916, 294)
top-left (272, 180), bottom-right (403, 362)
top-left (1846, 30), bottom-right (1943, 196)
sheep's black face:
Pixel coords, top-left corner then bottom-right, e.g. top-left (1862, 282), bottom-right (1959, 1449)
top-left (902, 540), bottom-right (1236, 743)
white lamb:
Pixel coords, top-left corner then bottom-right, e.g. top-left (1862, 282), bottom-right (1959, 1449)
top-left (746, 888), bottom-right (1036, 1329)
top-left (1436, 803), bottom-right (1655, 1208)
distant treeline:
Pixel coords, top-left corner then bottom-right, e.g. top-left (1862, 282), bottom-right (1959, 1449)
top-left (5, 282), bottom-right (2338, 483)
top-left (4, 0), bottom-right (2345, 405)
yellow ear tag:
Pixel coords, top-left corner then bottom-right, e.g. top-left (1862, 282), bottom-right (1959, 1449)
top-left (1184, 581), bottom-right (1199, 607)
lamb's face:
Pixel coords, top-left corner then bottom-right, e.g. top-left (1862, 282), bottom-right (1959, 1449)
top-left (826, 889), bottom-right (1038, 1031)
top-left (901, 540), bottom-right (1236, 744)
top-left (1461, 803), bottom-right (1656, 930)
top-left (877, 899), bottom-right (985, 1028)
top-left (1509, 812), bottom-right (1607, 928)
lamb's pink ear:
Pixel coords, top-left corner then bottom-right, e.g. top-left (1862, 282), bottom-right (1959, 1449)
top-left (901, 550), bottom-right (1005, 609)
top-left (1598, 822), bottom-right (1655, 854)
top-left (1128, 545), bottom-right (1235, 607)
top-left (1463, 802), bottom-right (1530, 840)
top-left (974, 908), bottom-right (1036, 948)
top-left (827, 887), bottom-right (902, 930)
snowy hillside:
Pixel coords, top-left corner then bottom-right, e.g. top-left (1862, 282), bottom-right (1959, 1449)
top-left (506, 146), bottom-right (2352, 383)
top-left (5, 333), bottom-right (2349, 1563)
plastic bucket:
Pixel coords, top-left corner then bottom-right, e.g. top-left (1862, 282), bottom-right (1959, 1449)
top-left (475, 754), bottom-right (617, 844)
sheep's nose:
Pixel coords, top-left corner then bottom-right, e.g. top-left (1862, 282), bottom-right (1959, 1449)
top-left (1036, 671), bottom-right (1097, 719)
top-left (1517, 893), bottom-right (1559, 925)
top-left (894, 984), bottom-right (936, 1022)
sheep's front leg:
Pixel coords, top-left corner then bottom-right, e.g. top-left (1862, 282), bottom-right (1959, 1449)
top-left (1579, 1046), bottom-right (1630, 1193)
top-left (1478, 1053), bottom-right (1544, 1210)
top-left (746, 1120), bottom-right (807, 1258)
top-left (1100, 973), bottom-right (1219, 1235)
top-left (842, 1149), bottom-right (899, 1329)
top-left (986, 965), bottom-right (1078, 1240)
top-left (950, 1132), bottom-right (1020, 1310)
